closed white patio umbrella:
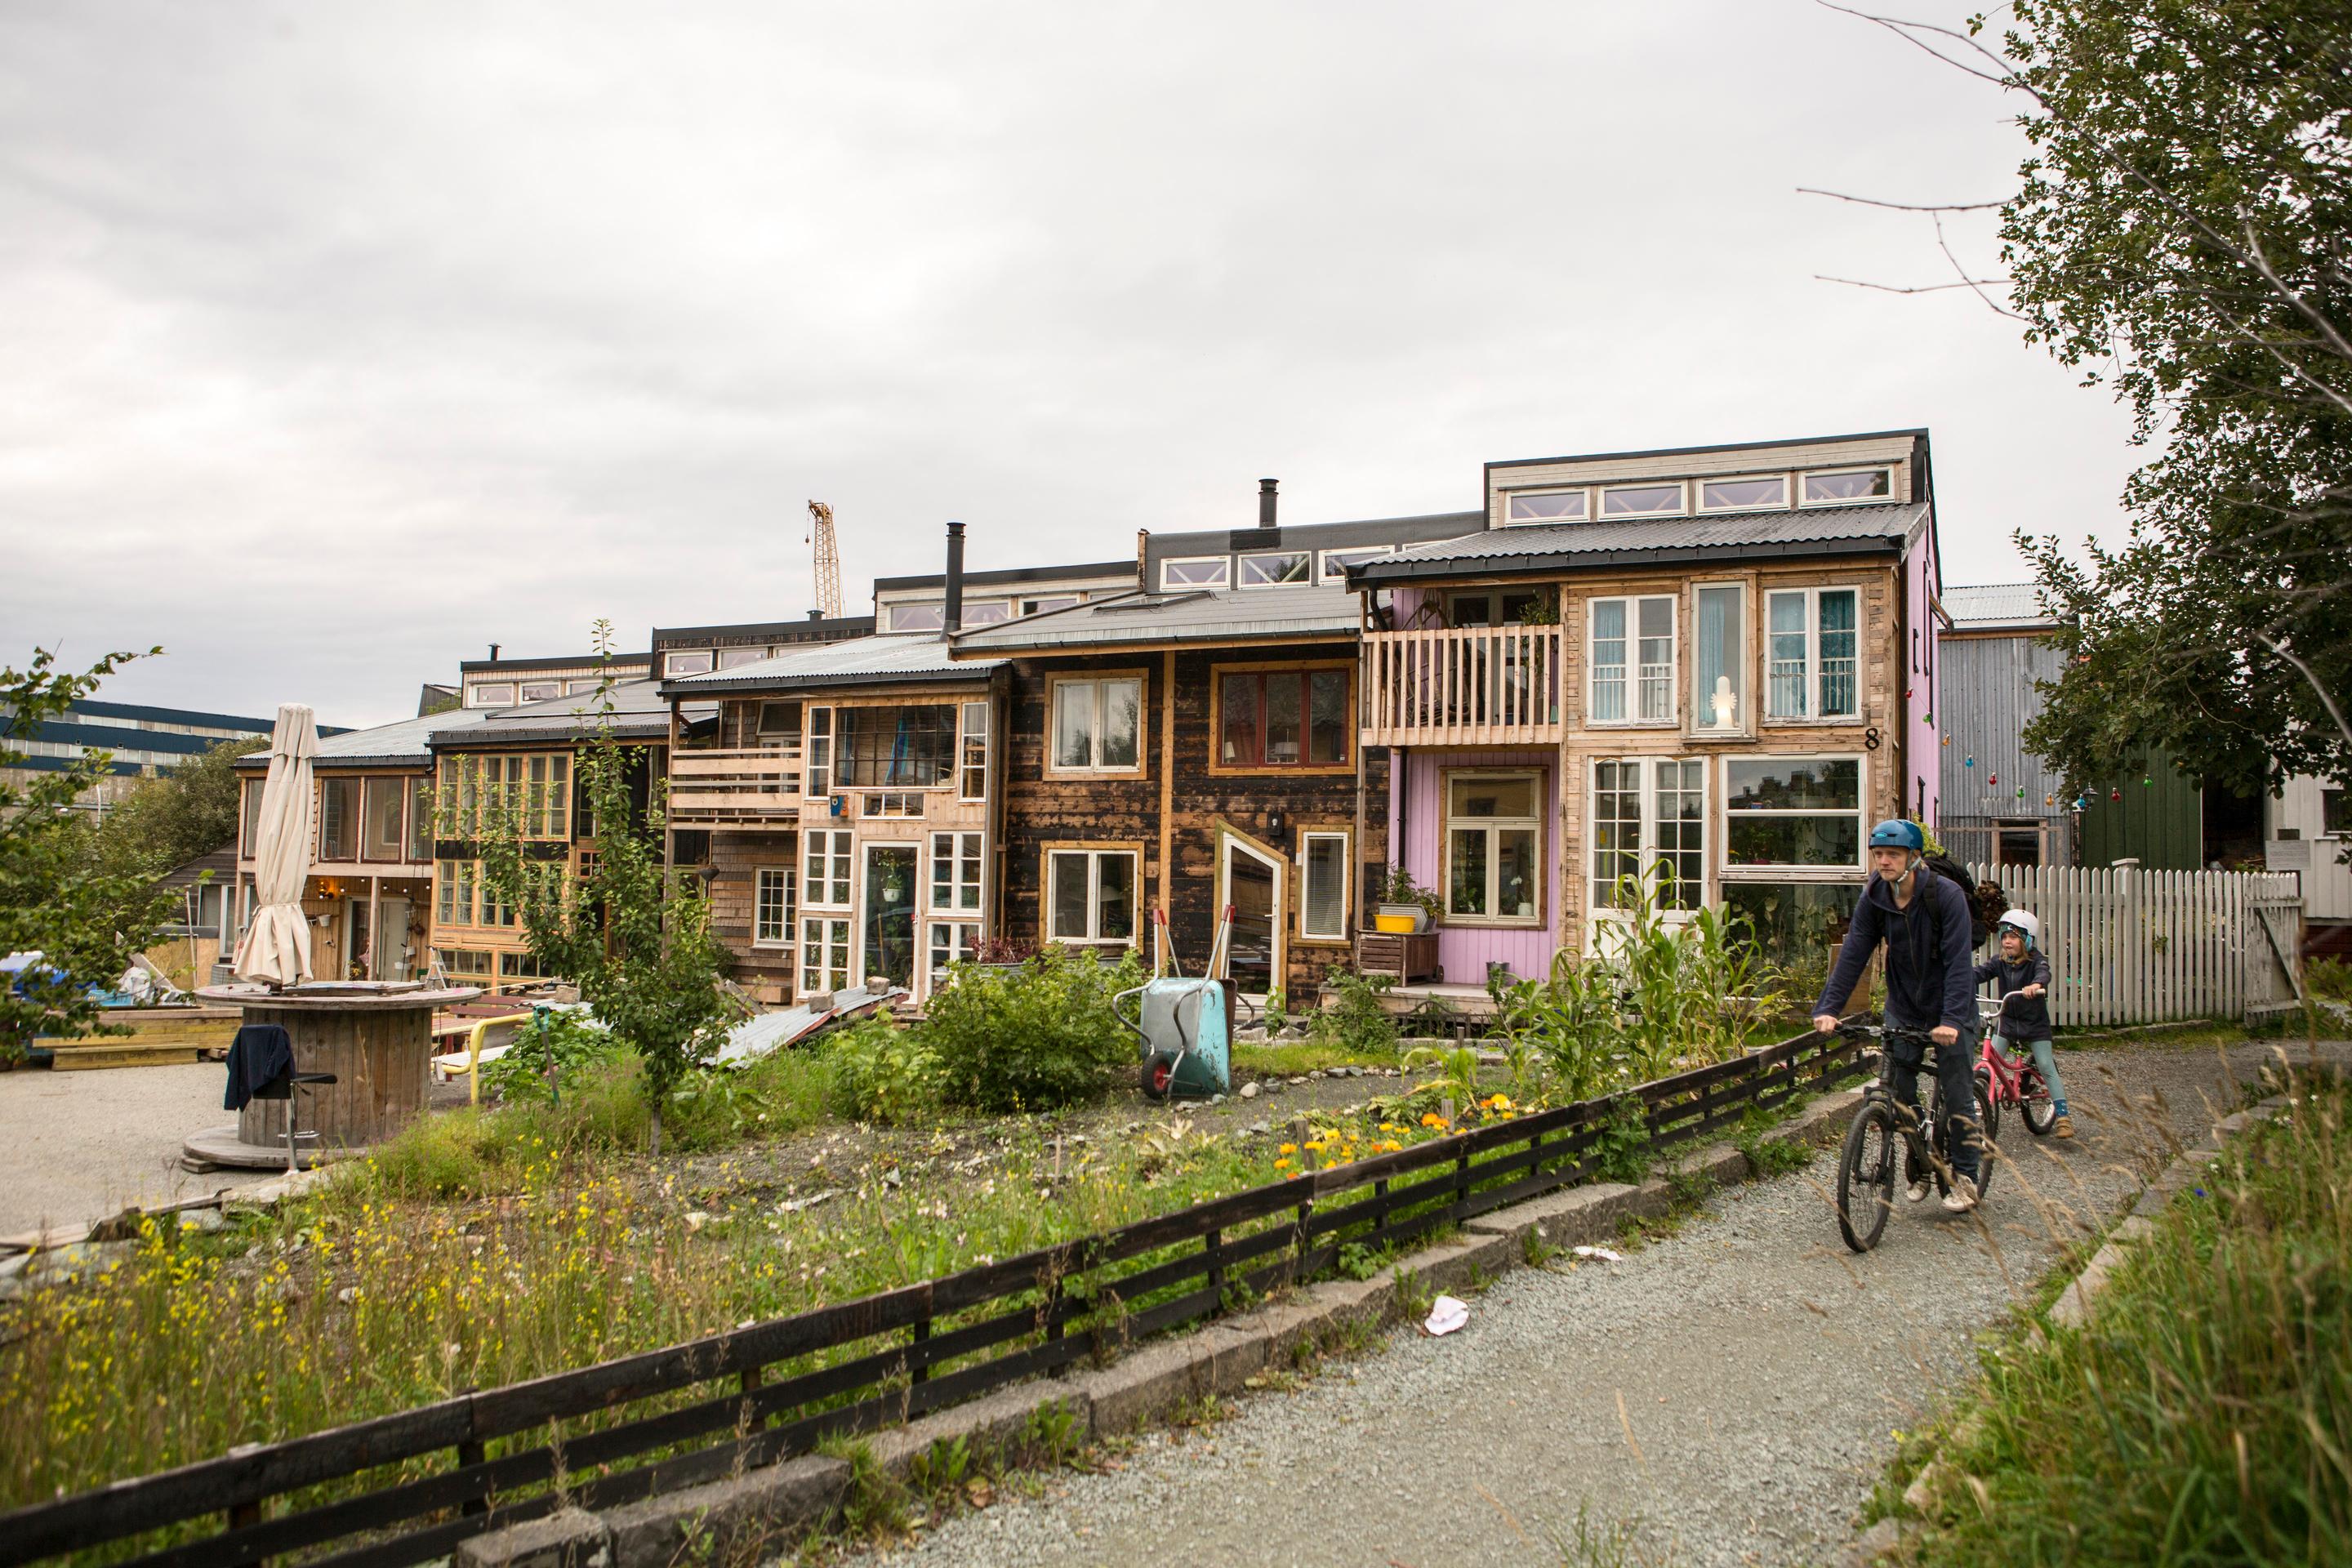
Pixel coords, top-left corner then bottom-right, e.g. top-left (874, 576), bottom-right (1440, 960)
top-left (232, 703), bottom-right (319, 988)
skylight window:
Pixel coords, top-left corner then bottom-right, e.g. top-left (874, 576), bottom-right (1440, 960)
top-left (1802, 466), bottom-right (1894, 505)
top-left (1698, 475), bottom-right (1788, 511)
top-left (1599, 483), bottom-right (1686, 518)
top-left (1505, 490), bottom-right (1588, 523)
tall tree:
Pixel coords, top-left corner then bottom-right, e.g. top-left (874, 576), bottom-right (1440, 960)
top-left (475, 635), bottom-right (730, 1153)
top-left (1824, 2), bottom-right (2352, 796)
top-left (0, 646), bottom-right (178, 1062)
top-left (87, 734), bottom-right (269, 880)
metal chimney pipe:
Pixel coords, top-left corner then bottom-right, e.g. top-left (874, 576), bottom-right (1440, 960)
top-left (488, 643), bottom-right (501, 662)
top-left (1258, 479), bottom-right (1278, 529)
top-left (943, 521), bottom-right (966, 634)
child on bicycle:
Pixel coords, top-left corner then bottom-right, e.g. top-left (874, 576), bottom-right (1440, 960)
top-left (1976, 911), bottom-right (2072, 1138)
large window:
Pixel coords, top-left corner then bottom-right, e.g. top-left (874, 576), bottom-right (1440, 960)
top-left (1765, 589), bottom-right (1860, 719)
top-left (887, 604), bottom-right (945, 632)
top-left (435, 755), bottom-right (569, 839)
top-left (800, 916), bottom-right (850, 995)
top-left (1217, 668), bottom-right (1350, 769)
top-left (1237, 550), bottom-right (1310, 588)
top-left (755, 867), bottom-right (795, 947)
top-left (959, 701), bottom-right (988, 801)
top-left (1801, 466), bottom-right (1892, 505)
top-left (1049, 677), bottom-right (1143, 773)
top-left (1601, 482), bottom-right (1685, 517)
top-left (1300, 831), bottom-right (1350, 941)
top-left (930, 831), bottom-right (982, 913)
top-left (318, 777), bottom-right (357, 861)
top-left (363, 777), bottom-right (406, 862)
top-left (407, 779), bottom-right (432, 862)
top-left (1592, 759), bottom-right (1704, 911)
top-left (1699, 474), bottom-right (1788, 511)
top-left (1589, 595), bottom-right (1675, 724)
top-left (435, 858), bottom-right (477, 927)
top-left (1505, 489), bottom-right (1588, 523)
top-left (804, 828), bottom-right (853, 907)
top-left (1046, 849), bottom-right (1137, 945)
top-left (1692, 584), bottom-right (1745, 733)
top-left (1160, 557), bottom-right (1230, 591)
top-left (1444, 773), bottom-right (1542, 924)
top-left (836, 705), bottom-right (956, 787)
top-left (1723, 757), bottom-right (1864, 868)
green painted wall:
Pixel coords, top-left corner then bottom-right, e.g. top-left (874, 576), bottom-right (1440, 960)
top-left (2076, 747), bottom-right (2205, 869)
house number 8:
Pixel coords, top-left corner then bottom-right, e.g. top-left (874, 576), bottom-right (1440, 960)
top-left (1864, 727), bottom-right (1882, 751)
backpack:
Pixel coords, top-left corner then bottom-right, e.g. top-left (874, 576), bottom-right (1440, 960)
top-left (1922, 853), bottom-right (2007, 949)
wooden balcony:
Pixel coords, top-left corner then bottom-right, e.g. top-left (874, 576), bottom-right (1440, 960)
top-left (1361, 624), bottom-right (1566, 747)
top-left (666, 744), bottom-right (804, 825)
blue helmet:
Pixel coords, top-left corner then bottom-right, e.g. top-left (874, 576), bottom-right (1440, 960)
top-left (1868, 818), bottom-right (1925, 853)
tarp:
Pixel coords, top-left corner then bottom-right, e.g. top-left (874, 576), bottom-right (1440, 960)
top-left (231, 704), bottom-right (318, 987)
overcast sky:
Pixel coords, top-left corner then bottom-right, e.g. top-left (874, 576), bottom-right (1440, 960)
top-left (0, 2), bottom-right (2139, 729)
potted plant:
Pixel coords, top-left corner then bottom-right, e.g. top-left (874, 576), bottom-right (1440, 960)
top-left (1373, 863), bottom-right (1441, 933)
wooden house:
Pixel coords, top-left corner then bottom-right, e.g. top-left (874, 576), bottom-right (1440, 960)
top-left (1348, 430), bottom-right (1945, 973)
top-left (456, 649), bottom-right (652, 710)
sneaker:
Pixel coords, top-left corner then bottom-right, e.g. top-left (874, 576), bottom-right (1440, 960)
top-left (2053, 1114), bottom-right (2074, 1139)
top-left (1906, 1178), bottom-right (1932, 1204)
top-left (1942, 1175), bottom-right (1979, 1214)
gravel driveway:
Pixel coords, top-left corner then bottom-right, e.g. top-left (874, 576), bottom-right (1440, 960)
top-left (873, 1040), bottom-right (2282, 1568)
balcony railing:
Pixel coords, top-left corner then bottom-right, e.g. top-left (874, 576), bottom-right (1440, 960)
top-left (1361, 624), bottom-right (1566, 747)
top-left (666, 743), bottom-right (804, 824)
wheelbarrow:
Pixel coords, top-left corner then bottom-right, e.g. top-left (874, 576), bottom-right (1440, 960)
top-left (1115, 906), bottom-right (1239, 1101)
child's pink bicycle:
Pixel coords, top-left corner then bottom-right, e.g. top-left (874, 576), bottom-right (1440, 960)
top-left (1973, 991), bottom-right (2063, 1149)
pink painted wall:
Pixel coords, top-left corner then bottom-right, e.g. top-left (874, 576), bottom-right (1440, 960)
top-left (1904, 524), bottom-right (1941, 829)
top-left (1388, 748), bottom-right (1559, 987)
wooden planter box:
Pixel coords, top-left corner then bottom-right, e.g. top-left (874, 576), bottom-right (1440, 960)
top-left (1354, 930), bottom-right (1440, 983)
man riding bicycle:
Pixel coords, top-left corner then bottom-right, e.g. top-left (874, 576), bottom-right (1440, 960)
top-left (1811, 820), bottom-right (1984, 1212)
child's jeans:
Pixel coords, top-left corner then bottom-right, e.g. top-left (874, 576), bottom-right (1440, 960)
top-left (2000, 1033), bottom-right (2068, 1114)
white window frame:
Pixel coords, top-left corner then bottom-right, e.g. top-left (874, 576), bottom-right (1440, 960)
top-left (803, 827), bottom-right (853, 908)
top-left (959, 599), bottom-right (1012, 626)
top-left (1047, 675), bottom-right (1144, 775)
top-left (1696, 474), bottom-right (1790, 513)
top-left (1298, 829), bottom-right (1351, 942)
top-left (1045, 848), bottom-right (1139, 947)
top-left (887, 602), bottom-right (945, 632)
top-left (1588, 758), bottom-right (1708, 924)
top-left (929, 830), bottom-right (984, 915)
top-left (1690, 581), bottom-right (1748, 735)
top-left (1587, 595), bottom-right (1677, 727)
top-left (519, 680), bottom-right (560, 703)
top-left (1719, 754), bottom-right (1869, 876)
top-left (804, 706), bottom-right (833, 797)
top-left (1236, 550), bottom-right (1311, 589)
top-left (958, 700), bottom-right (988, 802)
top-left (1441, 770), bottom-right (1544, 928)
top-left (469, 682), bottom-right (515, 708)
top-left (1598, 481), bottom-right (1687, 519)
top-left (1317, 546), bottom-right (1393, 582)
top-left (662, 652), bottom-right (714, 678)
top-left (926, 920), bottom-right (982, 989)
top-left (1799, 466), bottom-right (1895, 506)
top-left (1763, 588), bottom-right (1862, 721)
top-left (754, 866), bottom-right (795, 947)
top-left (1503, 488), bottom-right (1589, 524)
top-left (1159, 556), bottom-right (1231, 592)
top-left (800, 915), bottom-right (851, 996)
top-left (716, 647), bottom-right (766, 670)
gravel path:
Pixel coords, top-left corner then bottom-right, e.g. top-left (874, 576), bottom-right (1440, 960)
top-left (0, 1062), bottom-right (278, 1237)
top-left (873, 1041), bottom-right (2274, 1568)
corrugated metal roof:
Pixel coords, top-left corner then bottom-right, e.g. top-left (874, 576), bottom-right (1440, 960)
top-left (660, 633), bottom-right (1004, 695)
top-left (1941, 581), bottom-right (2056, 630)
top-left (1356, 501), bottom-right (1929, 581)
top-left (264, 706), bottom-right (493, 768)
top-left (437, 678), bottom-right (673, 746)
top-left (947, 584), bottom-right (1360, 652)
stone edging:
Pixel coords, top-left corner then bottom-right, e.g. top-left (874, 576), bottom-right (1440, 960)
top-left (456, 1088), bottom-right (1867, 1568)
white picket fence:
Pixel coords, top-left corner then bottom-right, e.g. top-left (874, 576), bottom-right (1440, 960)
top-left (1970, 863), bottom-right (2305, 1027)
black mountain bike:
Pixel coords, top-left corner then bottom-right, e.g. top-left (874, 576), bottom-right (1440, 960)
top-left (1833, 1022), bottom-right (1996, 1253)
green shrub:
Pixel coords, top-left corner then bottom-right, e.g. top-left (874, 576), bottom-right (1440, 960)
top-left (921, 947), bottom-right (1143, 1113)
top-left (2311, 954), bottom-right (2351, 1002)
top-left (477, 1010), bottom-right (618, 1106)
top-left (824, 1017), bottom-right (942, 1125)
top-left (1307, 969), bottom-right (1400, 1057)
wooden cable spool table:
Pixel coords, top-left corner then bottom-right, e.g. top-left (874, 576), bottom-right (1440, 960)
top-left (182, 982), bottom-right (483, 1169)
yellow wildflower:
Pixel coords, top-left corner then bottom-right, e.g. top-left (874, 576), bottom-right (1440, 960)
top-left (1279, 1143), bottom-right (1298, 1155)
top-left (1273, 1158), bottom-right (1292, 1171)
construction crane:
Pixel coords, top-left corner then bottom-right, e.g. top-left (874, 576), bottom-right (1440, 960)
top-left (805, 500), bottom-right (843, 620)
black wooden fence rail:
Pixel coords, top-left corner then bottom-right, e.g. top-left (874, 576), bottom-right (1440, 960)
top-left (0, 1029), bottom-right (1869, 1568)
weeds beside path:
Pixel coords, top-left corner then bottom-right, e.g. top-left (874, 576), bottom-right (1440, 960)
top-left (872, 1042), bottom-right (2311, 1568)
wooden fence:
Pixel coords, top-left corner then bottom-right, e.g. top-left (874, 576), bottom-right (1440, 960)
top-left (0, 1031), bottom-right (1869, 1568)
top-left (1969, 862), bottom-right (2305, 1026)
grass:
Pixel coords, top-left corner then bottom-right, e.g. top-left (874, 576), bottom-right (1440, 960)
top-left (1884, 1072), bottom-right (2351, 1564)
top-left (1231, 1038), bottom-right (1402, 1076)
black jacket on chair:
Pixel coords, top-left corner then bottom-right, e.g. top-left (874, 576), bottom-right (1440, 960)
top-left (223, 1024), bottom-right (293, 1110)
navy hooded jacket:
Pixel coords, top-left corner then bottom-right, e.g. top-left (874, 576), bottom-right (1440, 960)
top-left (1811, 860), bottom-right (1976, 1032)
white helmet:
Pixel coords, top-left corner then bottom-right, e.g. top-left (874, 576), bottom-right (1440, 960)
top-left (1997, 910), bottom-right (2040, 948)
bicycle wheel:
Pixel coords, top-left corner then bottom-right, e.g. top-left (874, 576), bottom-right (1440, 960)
top-left (1970, 1068), bottom-right (1998, 1197)
top-left (2021, 1074), bottom-right (2058, 1136)
top-left (1837, 1101), bottom-right (1898, 1252)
